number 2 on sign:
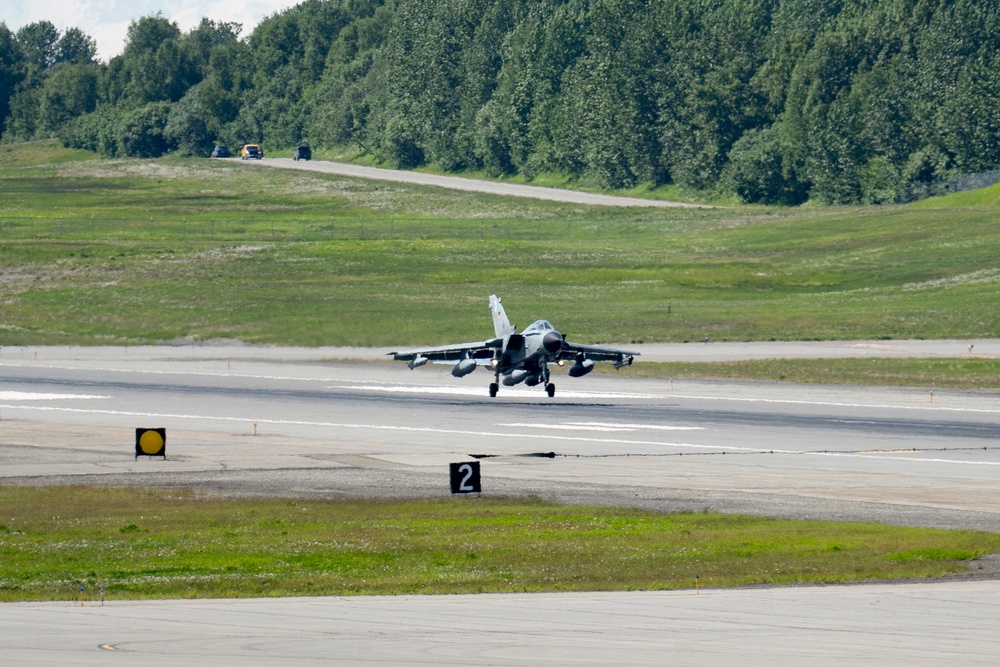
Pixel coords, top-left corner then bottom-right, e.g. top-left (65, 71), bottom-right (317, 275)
top-left (458, 463), bottom-right (475, 491)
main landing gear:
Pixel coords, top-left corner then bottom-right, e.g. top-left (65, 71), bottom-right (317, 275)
top-left (487, 381), bottom-right (556, 397)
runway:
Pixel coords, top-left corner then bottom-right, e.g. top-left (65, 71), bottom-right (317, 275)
top-left (2, 344), bottom-right (999, 529)
top-left (2, 345), bottom-right (999, 664)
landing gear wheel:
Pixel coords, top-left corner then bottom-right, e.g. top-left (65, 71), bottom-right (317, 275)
top-left (546, 382), bottom-right (556, 398)
top-left (489, 383), bottom-right (499, 397)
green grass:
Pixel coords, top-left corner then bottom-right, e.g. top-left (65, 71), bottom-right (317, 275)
top-left (1, 142), bottom-right (1000, 351)
top-left (0, 140), bottom-right (100, 167)
top-left (910, 181), bottom-right (1000, 208)
top-left (1, 486), bottom-right (997, 601)
top-left (612, 357), bottom-right (1000, 389)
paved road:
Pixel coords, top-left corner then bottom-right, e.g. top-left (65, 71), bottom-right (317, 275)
top-left (4, 581), bottom-right (1000, 666)
top-left (3, 345), bottom-right (999, 665)
top-left (239, 157), bottom-right (708, 208)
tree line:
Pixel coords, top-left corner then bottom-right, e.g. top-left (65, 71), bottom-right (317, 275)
top-left (2, 0), bottom-right (999, 205)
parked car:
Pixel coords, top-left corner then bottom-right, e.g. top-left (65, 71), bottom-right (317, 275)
top-left (241, 144), bottom-right (263, 160)
top-left (211, 145), bottom-right (230, 158)
top-left (293, 145), bottom-right (312, 161)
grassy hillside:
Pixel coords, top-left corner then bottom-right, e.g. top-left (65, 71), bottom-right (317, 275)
top-left (910, 181), bottom-right (1000, 208)
top-left (1, 143), bottom-right (999, 348)
top-left (0, 141), bottom-right (100, 167)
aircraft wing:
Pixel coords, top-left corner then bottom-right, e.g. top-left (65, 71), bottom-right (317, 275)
top-left (559, 341), bottom-right (640, 365)
top-left (389, 338), bottom-right (503, 367)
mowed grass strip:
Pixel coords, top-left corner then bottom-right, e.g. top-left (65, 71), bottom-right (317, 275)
top-left (1, 486), bottom-right (997, 601)
top-left (611, 358), bottom-right (1000, 389)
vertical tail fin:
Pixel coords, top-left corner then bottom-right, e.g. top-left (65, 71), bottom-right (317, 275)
top-left (489, 294), bottom-right (515, 338)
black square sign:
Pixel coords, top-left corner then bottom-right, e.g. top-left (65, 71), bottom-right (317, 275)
top-left (449, 461), bottom-right (481, 494)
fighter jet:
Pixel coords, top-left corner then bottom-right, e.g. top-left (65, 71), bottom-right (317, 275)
top-left (389, 295), bottom-right (638, 397)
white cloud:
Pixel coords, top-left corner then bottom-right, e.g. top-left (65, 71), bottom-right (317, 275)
top-left (1, 1), bottom-right (297, 60)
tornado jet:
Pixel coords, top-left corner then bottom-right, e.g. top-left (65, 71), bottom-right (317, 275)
top-left (389, 295), bottom-right (638, 397)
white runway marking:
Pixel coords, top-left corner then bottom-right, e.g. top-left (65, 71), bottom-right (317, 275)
top-left (339, 382), bottom-right (1000, 415)
top-left (0, 391), bottom-right (107, 401)
top-left (504, 422), bottom-right (704, 432)
top-left (0, 361), bottom-right (368, 384)
top-left (668, 392), bottom-right (1000, 414)
top-left (504, 423), bottom-right (643, 432)
top-left (576, 421), bottom-right (705, 431)
top-left (812, 451), bottom-right (1000, 466)
top-left (1, 403), bottom-right (997, 466)
top-left (336, 384), bottom-right (665, 399)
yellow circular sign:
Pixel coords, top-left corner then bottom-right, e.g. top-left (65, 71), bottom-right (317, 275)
top-left (138, 430), bottom-right (164, 455)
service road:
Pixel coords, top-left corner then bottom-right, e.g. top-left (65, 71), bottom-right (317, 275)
top-left (241, 157), bottom-right (708, 208)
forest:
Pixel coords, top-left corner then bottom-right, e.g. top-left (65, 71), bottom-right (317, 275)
top-left (1, 0), bottom-right (999, 204)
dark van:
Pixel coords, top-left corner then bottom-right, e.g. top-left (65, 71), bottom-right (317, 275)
top-left (293, 145), bottom-right (312, 161)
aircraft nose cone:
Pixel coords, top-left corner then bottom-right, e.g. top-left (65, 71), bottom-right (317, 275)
top-left (543, 331), bottom-right (563, 354)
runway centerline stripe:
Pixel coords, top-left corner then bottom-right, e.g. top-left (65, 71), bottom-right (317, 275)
top-left (503, 423), bottom-right (641, 432)
top-left (339, 384), bottom-right (1000, 415)
top-left (503, 422), bottom-right (704, 432)
top-left (336, 384), bottom-right (667, 399)
top-left (572, 422), bottom-right (705, 431)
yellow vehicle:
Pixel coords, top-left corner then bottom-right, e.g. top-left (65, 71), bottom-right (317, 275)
top-left (241, 144), bottom-right (263, 160)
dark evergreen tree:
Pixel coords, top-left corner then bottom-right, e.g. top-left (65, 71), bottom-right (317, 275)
top-left (0, 23), bottom-right (23, 135)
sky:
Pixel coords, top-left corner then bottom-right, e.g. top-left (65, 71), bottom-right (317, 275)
top-left (1, 1), bottom-right (299, 61)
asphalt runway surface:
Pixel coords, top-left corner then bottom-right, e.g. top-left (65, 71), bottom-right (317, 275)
top-left (2, 344), bottom-right (999, 665)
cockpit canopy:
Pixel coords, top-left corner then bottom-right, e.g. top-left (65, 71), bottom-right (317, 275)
top-left (523, 319), bottom-right (556, 334)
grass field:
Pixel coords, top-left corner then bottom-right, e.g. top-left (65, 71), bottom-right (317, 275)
top-left (1, 142), bottom-right (999, 385)
top-left (1, 486), bottom-right (997, 601)
top-left (613, 357), bottom-right (1000, 389)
